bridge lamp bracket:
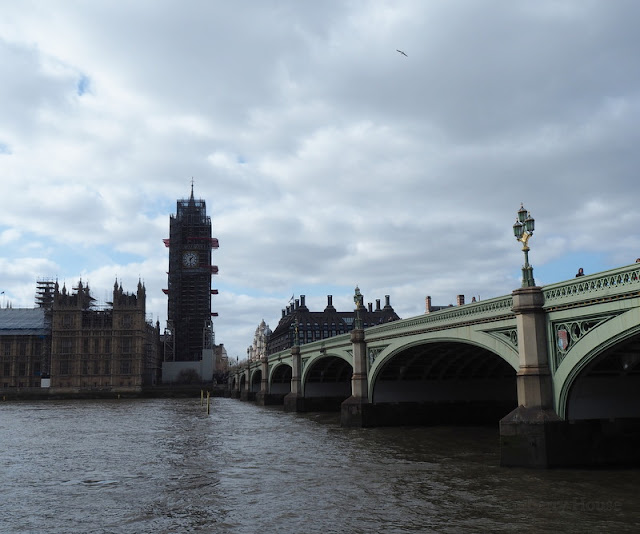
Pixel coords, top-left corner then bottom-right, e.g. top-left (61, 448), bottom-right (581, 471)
top-left (514, 203), bottom-right (536, 288)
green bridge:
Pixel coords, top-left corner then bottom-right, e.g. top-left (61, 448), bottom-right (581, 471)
top-left (230, 263), bottom-right (640, 468)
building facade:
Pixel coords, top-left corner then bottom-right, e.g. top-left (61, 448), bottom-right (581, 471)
top-left (0, 308), bottom-right (49, 388)
top-left (425, 294), bottom-right (476, 313)
top-left (164, 185), bottom-right (219, 362)
top-left (247, 319), bottom-right (272, 362)
top-left (50, 279), bottom-right (161, 390)
top-left (0, 279), bottom-right (161, 392)
top-left (267, 292), bottom-right (400, 355)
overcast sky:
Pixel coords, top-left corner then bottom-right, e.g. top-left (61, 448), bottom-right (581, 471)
top-left (2, 1), bottom-right (640, 361)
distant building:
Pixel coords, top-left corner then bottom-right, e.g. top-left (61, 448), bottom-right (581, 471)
top-left (247, 319), bottom-right (272, 362)
top-left (0, 279), bottom-right (162, 392)
top-left (425, 294), bottom-right (473, 313)
top-left (0, 308), bottom-right (50, 388)
top-left (267, 293), bottom-right (400, 355)
top-left (50, 279), bottom-right (161, 391)
top-left (213, 343), bottom-right (229, 382)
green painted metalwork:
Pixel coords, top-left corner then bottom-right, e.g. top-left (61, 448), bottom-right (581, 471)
top-left (367, 346), bottom-right (387, 367)
top-left (543, 264), bottom-right (640, 308)
top-left (368, 295), bottom-right (514, 336)
top-left (551, 315), bottom-right (616, 369)
top-left (485, 327), bottom-right (518, 352)
top-left (552, 302), bottom-right (640, 417)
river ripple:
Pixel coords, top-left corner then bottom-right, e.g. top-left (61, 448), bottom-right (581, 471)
top-left (1, 398), bottom-right (639, 533)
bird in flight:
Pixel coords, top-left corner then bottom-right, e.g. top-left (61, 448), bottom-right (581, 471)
top-left (396, 49), bottom-right (408, 57)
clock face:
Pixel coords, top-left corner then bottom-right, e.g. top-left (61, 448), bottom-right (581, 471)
top-left (182, 251), bottom-right (198, 267)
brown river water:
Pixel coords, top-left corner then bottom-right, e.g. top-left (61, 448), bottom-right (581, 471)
top-left (1, 397), bottom-right (639, 533)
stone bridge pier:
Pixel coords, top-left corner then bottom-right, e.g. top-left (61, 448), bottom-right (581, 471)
top-left (340, 328), bottom-right (372, 426)
top-left (284, 345), bottom-right (304, 412)
top-left (499, 286), bottom-right (563, 467)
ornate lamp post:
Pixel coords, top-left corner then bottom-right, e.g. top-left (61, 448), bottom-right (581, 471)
top-left (513, 203), bottom-right (536, 287)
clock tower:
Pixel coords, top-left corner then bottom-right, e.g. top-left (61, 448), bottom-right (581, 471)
top-left (163, 184), bottom-right (219, 361)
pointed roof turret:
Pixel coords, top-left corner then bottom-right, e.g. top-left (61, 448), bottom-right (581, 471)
top-left (189, 178), bottom-right (196, 206)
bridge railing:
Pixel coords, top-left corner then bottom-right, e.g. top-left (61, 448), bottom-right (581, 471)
top-left (265, 332), bottom-right (354, 364)
top-left (260, 264), bottom-right (640, 365)
top-left (366, 294), bottom-right (515, 337)
top-left (542, 263), bottom-right (640, 309)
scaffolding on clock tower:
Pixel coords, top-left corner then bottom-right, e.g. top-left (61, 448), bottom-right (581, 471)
top-left (162, 183), bottom-right (219, 362)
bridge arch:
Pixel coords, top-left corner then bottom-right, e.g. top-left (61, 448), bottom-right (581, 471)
top-left (371, 339), bottom-right (517, 400)
top-left (555, 307), bottom-right (640, 419)
top-left (269, 362), bottom-right (292, 395)
top-left (250, 368), bottom-right (262, 393)
top-left (301, 353), bottom-right (352, 400)
top-left (369, 326), bottom-right (519, 379)
top-left (368, 338), bottom-right (517, 423)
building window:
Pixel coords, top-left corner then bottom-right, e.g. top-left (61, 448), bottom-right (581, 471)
top-left (33, 362), bottom-right (41, 376)
top-left (82, 360), bottom-right (89, 375)
top-left (60, 360), bottom-right (70, 375)
top-left (63, 314), bottom-right (72, 327)
top-left (123, 315), bottom-right (132, 328)
top-left (105, 339), bottom-right (111, 353)
top-left (104, 360), bottom-right (111, 375)
top-left (94, 339), bottom-right (100, 353)
top-left (19, 343), bottom-right (27, 356)
top-left (61, 339), bottom-right (73, 354)
top-left (93, 361), bottom-right (100, 375)
top-left (120, 360), bottom-right (131, 374)
top-left (83, 338), bottom-right (89, 353)
top-left (122, 338), bottom-right (132, 354)
top-left (18, 363), bottom-right (26, 376)
top-left (3, 363), bottom-right (10, 376)
top-left (3, 342), bottom-right (10, 357)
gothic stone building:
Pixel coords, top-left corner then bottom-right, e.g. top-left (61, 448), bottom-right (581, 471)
top-left (163, 185), bottom-right (219, 362)
top-left (0, 308), bottom-right (49, 388)
top-left (49, 279), bottom-right (161, 391)
top-left (0, 279), bottom-right (161, 392)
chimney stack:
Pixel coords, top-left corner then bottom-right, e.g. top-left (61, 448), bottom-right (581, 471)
top-left (425, 296), bottom-right (432, 313)
top-left (457, 295), bottom-right (465, 306)
top-left (368, 302), bottom-right (373, 312)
